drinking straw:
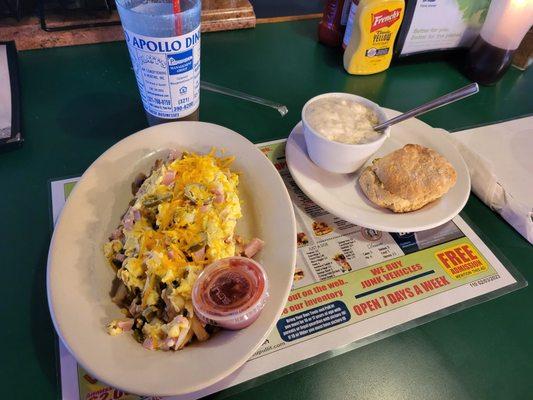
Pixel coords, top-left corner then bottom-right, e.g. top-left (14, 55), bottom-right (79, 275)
top-left (200, 81), bottom-right (289, 117)
top-left (173, 0), bottom-right (182, 35)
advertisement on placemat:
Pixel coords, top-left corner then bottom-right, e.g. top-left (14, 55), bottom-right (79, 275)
top-left (50, 139), bottom-right (522, 400)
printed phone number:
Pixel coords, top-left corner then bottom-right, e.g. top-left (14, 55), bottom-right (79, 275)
top-left (173, 101), bottom-right (194, 112)
top-left (147, 96), bottom-right (171, 106)
top-left (470, 274), bottom-right (500, 287)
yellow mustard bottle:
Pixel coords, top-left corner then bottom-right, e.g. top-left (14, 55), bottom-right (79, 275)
top-left (343, 0), bottom-right (405, 75)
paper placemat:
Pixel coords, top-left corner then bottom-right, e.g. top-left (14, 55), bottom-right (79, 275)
top-left (50, 139), bottom-right (526, 400)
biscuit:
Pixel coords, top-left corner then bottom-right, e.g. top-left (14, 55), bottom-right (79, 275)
top-left (358, 144), bottom-right (457, 213)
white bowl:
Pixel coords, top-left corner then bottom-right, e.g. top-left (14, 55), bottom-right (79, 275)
top-left (301, 92), bottom-right (390, 174)
top-left (286, 109), bottom-right (471, 232)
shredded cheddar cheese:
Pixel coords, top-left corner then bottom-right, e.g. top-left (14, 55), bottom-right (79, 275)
top-left (104, 149), bottom-right (243, 351)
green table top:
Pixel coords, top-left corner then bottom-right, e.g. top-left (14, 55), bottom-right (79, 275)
top-left (1, 19), bottom-right (531, 400)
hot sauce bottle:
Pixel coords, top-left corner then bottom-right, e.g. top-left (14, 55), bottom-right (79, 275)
top-left (343, 0), bottom-right (405, 74)
top-left (318, 0), bottom-right (351, 47)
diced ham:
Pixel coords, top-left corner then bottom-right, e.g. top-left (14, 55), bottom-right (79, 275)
top-left (215, 192), bottom-right (225, 204)
top-left (132, 209), bottom-right (141, 222)
top-left (244, 238), bottom-right (264, 258)
top-left (172, 315), bottom-right (189, 326)
top-left (117, 319), bottom-right (134, 332)
top-left (167, 149), bottom-right (182, 162)
top-left (122, 208), bottom-right (135, 230)
top-left (172, 317), bottom-right (191, 350)
top-left (177, 329), bottom-right (194, 350)
top-left (143, 337), bottom-right (155, 350)
top-left (200, 205), bottom-right (210, 213)
top-left (161, 170), bottom-right (176, 186)
top-left (167, 250), bottom-right (175, 260)
top-left (192, 246), bottom-right (206, 262)
top-left (161, 337), bottom-right (176, 351)
top-left (109, 228), bottom-right (123, 240)
top-left (211, 186), bottom-right (225, 204)
top-left (214, 193), bottom-right (225, 204)
top-left (123, 219), bottom-right (133, 230)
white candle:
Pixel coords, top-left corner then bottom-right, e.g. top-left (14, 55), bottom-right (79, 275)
top-left (481, 0), bottom-right (533, 50)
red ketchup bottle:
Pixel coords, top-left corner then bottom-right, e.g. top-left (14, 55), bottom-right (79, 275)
top-left (192, 257), bottom-right (269, 330)
top-left (318, 0), bottom-right (349, 47)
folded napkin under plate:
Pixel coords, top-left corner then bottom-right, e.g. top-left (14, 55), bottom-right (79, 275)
top-left (448, 117), bottom-right (532, 244)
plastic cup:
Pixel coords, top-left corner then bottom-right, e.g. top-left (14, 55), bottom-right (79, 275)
top-left (115, 0), bottom-right (201, 125)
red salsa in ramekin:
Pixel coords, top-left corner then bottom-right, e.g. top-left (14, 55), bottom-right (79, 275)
top-left (192, 257), bottom-right (269, 330)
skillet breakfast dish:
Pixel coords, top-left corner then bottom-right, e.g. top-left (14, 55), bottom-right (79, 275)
top-left (104, 149), bottom-right (264, 351)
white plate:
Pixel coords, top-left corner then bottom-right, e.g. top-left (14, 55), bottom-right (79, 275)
top-left (47, 122), bottom-right (297, 397)
top-left (286, 109), bottom-right (470, 233)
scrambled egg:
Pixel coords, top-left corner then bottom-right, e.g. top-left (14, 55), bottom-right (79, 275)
top-left (104, 149), bottom-right (242, 350)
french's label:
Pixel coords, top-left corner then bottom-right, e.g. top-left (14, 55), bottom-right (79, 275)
top-left (370, 8), bottom-right (402, 32)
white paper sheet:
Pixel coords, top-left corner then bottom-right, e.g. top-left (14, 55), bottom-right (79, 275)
top-left (451, 117), bottom-right (533, 243)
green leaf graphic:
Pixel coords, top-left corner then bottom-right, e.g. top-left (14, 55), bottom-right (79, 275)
top-left (456, 0), bottom-right (491, 26)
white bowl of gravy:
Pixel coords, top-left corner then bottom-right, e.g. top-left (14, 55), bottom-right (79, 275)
top-left (301, 93), bottom-right (390, 174)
